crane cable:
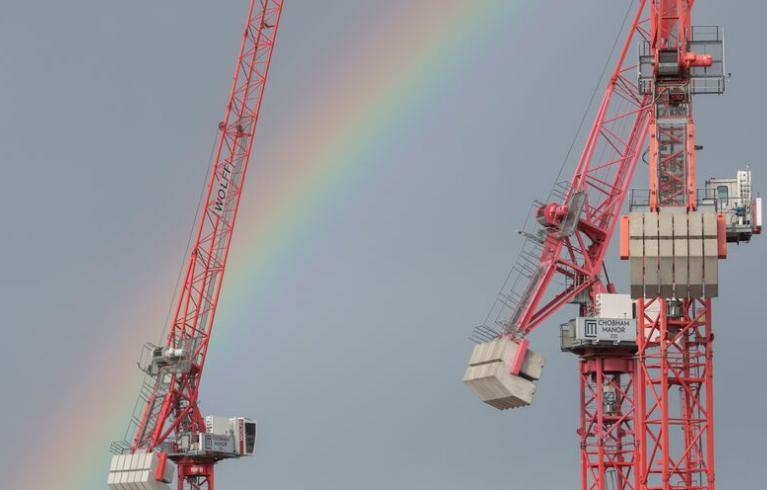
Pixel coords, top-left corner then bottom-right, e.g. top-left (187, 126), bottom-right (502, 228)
top-left (545, 0), bottom-right (637, 204)
top-left (160, 130), bottom-right (221, 340)
top-left (518, 0), bottom-right (636, 265)
top-left (519, 0), bottom-right (637, 236)
top-left (549, 0), bottom-right (637, 306)
top-left (504, 0), bottom-right (636, 334)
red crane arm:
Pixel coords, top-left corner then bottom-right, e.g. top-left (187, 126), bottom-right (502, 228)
top-left (473, 0), bottom-right (652, 343)
top-left (130, 0), bottom-right (284, 452)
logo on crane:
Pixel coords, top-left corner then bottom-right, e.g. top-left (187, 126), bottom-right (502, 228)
top-left (584, 319), bottom-right (598, 338)
top-left (213, 162), bottom-right (235, 216)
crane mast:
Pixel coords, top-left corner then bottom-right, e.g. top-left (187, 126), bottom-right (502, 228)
top-left (108, 2), bottom-right (284, 489)
top-left (634, 2), bottom-right (720, 488)
top-left (465, 1), bottom-right (760, 490)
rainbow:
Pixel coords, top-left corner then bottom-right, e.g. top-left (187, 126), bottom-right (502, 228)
top-left (13, 1), bottom-right (548, 488)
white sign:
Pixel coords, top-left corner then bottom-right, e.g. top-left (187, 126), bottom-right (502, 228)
top-left (199, 433), bottom-right (235, 455)
top-left (576, 317), bottom-right (637, 343)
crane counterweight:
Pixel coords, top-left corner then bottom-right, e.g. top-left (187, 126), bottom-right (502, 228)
top-left (463, 337), bottom-right (544, 410)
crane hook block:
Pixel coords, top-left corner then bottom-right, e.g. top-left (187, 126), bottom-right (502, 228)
top-left (463, 337), bottom-right (545, 410)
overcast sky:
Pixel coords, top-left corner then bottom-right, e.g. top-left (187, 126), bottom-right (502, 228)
top-left (0, 1), bottom-right (765, 489)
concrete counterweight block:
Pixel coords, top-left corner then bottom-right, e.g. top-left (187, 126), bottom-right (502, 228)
top-left (107, 451), bottom-right (175, 490)
top-left (463, 337), bottom-right (545, 410)
top-left (625, 211), bottom-right (720, 299)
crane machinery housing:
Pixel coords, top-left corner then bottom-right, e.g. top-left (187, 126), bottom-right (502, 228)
top-left (107, 2), bottom-right (283, 489)
top-left (464, 2), bottom-right (761, 490)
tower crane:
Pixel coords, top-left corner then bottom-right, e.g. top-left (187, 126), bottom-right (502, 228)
top-left (464, 2), bottom-right (760, 489)
top-left (107, 2), bottom-right (284, 489)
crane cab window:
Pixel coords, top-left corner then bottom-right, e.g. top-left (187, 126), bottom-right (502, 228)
top-left (245, 422), bottom-right (256, 454)
top-left (717, 185), bottom-right (729, 210)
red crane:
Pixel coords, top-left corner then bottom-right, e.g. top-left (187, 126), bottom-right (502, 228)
top-left (465, 2), bottom-right (759, 490)
top-left (108, 2), bottom-right (284, 489)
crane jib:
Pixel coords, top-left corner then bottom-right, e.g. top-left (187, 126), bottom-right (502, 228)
top-left (109, 2), bottom-right (286, 488)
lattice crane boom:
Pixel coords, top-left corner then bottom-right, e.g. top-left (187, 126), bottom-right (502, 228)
top-left (474, 0), bottom-right (652, 344)
top-left (108, 2), bottom-right (284, 489)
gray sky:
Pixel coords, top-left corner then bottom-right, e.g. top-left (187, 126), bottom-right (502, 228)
top-left (0, 1), bottom-right (765, 489)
